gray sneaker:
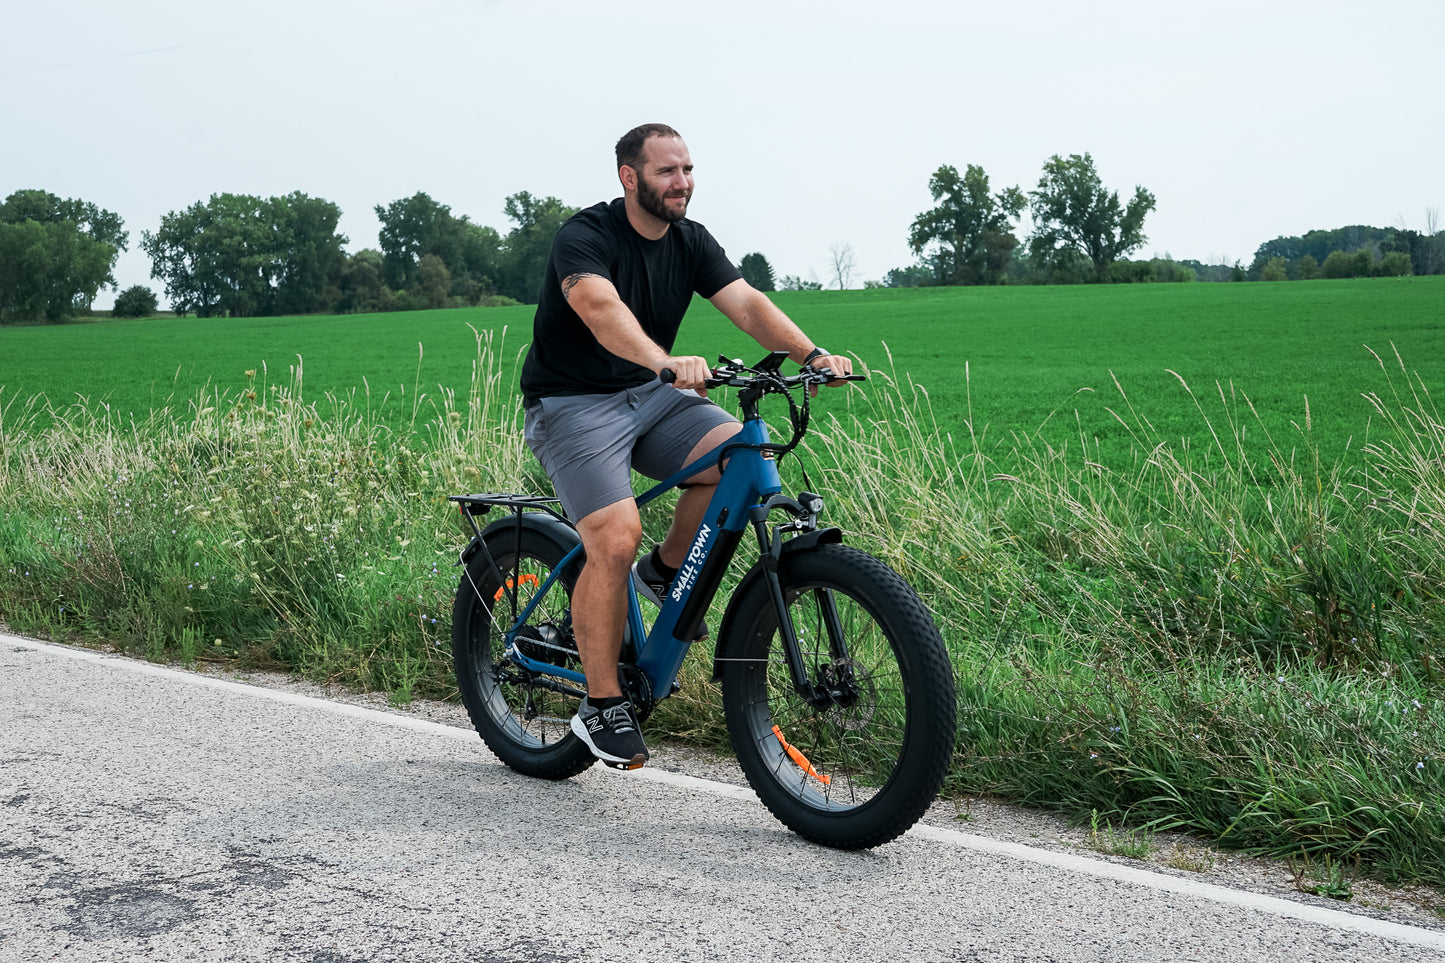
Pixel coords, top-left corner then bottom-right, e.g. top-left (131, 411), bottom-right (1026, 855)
top-left (631, 550), bottom-right (671, 607)
top-left (571, 697), bottom-right (649, 770)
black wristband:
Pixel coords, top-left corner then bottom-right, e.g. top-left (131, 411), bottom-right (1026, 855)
top-left (803, 347), bottom-right (827, 364)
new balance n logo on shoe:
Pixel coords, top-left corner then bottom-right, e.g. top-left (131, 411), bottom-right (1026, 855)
top-left (571, 697), bottom-right (648, 770)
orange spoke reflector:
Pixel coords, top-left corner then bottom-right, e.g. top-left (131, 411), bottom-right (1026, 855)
top-left (492, 573), bottom-right (540, 602)
top-left (772, 724), bottom-right (831, 786)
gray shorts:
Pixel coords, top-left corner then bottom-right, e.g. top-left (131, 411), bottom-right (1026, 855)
top-left (523, 381), bottom-right (740, 521)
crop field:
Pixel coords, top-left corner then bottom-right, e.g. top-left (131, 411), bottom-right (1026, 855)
top-left (5, 277), bottom-right (1444, 473)
top-left (6, 276), bottom-right (1445, 887)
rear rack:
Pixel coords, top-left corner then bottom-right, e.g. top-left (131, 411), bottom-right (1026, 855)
top-left (450, 492), bottom-right (566, 521)
top-left (449, 493), bottom-right (574, 613)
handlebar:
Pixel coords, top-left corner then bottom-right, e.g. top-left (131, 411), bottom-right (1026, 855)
top-left (657, 353), bottom-right (866, 462)
top-left (659, 355), bottom-right (866, 390)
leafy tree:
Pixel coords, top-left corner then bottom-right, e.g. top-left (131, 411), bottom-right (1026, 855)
top-left (112, 285), bottom-right (159, 318)
top-left (739, 252), bottom-right (776, 291)
top-left (1105, 259), bottom-right (1155, 284)
top-left (1249, 235), bottom-right (1306, 275)
top-left (417, 253), bottom-right (452, 308)
top-left (0, 190), bottom-right (127, 322)
top-left (1104, 257), bottom-right (1196, 284)
top-left (1296, 254), bottom-right (1320, 280)
top-left (1380, 225), bottom-right (1443, 277)
top-left (1261, 257), bottom-right (1288, 281)
top-left (337, 249), bottom-right (387, 313)
top-left (1380, 251), bottom-right (1412, 276)
top-left (1250, 225), bottom-right (1393, 278)
top-left (1, 189), bottom-right (128, 254)
top-left (1251, 220), bottom-right (1445, 279)
top-left (1354, 249), bottom-right (1376, 277)
top-left (496, 192), bottom-right (577, 303)
top-left (1177, 259), bottom-right (1237, 283)
top-left (454, 222), bottom-right (503, 302)
top-left (1152, 257), bottom-right (1195, 283)
top-left (1027, 153), bottom-right (1156, 283)
top-left (883, 264), bottom-right (933, 288)
top-left (375, 187), bottom-right (494, 290)
top-left (1321, 250), bottom-right (1361, 279)
top-left (1008, 244), bottom-right (1092, 285)
top-left (141, 192), bottom-right (346, 317)
top-left (909, 164), bottom-right (1025, 286)
top-left (271, 192), bottom-right (348, 314)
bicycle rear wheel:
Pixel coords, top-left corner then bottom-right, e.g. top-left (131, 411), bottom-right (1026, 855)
top-left (720, 543), bottom-right (956, 848)
top-left (452, 527), bottom-right (595, 779)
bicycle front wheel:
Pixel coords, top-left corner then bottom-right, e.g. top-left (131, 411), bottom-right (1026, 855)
top-left (452, 527), bottom-right (595, 780)
top-left (720, 543), bottom-right (957, 848)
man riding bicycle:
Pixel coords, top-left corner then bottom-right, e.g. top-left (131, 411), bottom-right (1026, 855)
top-left (518, 123), bottom-right (852, 770)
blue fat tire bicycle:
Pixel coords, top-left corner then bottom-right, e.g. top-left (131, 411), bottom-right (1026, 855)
top-left (449, 352), bottom-right (957, 849)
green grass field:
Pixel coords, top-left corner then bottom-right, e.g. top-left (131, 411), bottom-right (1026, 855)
top-left (5, 277), bottom-right (1445, 886)
top-left (6, 277), bottom-right (1444, 472)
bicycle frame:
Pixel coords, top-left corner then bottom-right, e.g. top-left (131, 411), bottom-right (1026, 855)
top-left (497, 410), bottom-right (783, 703)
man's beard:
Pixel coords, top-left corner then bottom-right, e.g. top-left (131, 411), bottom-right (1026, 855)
top-left (637, 175), bottom-right (689, 223)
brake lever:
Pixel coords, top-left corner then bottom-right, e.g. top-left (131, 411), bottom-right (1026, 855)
top-left (800, 365), bottom-right (867, 383)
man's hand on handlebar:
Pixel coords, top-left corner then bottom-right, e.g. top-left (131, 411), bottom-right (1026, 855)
top-left (658, 355), bottom-right (712, 394)
top-left (802, 352), bottom-right (854, 395)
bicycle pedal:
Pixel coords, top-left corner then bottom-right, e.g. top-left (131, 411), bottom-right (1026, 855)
top-left (604, 756), bottom-right (648, 772)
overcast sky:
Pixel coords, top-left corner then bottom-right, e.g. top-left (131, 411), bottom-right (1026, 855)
top-left (6, 0), bottom-right (1442, 308)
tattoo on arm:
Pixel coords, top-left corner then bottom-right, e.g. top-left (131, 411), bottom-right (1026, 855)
top-left (561, 273), bottom-right (603, 302)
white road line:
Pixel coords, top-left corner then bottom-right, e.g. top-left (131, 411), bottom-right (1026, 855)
top-left (8, 633), bottom-right (1445, 951)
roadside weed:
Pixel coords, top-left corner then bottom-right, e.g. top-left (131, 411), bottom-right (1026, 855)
top-left (1085, 809), bottom-right (1155, 860)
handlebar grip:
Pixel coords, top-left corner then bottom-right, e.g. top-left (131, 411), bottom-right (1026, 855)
top-left (807, 365), bottom-right (868, 383)
top-left (659, 368), bottom-right (676, 384)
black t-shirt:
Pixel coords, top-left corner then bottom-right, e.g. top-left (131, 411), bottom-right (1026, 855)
top-left (519, 198), bottom-right (742, 405)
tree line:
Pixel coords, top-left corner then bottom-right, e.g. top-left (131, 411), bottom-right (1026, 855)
top-left (4, 162), bottom-right (1444, 323)
top-left (741, 155), bottom-right (1443, 291)
top-left (735, 153), bottom-right (1162, 291)
top-left (739, 153), bottom-right (1160, 291)
top-left (136, 189), bottom-right (577, 318)
top-left (0, 188), bottom-right (577, 322)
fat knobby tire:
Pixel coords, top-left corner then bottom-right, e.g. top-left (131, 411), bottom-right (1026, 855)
top-left (451, 528), bottom-right (595, 780)
top-left (720, 543), bottom-right (957, 849)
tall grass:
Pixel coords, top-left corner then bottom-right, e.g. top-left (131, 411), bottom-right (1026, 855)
top-left (2, 337), bottom-right (1443, 884)
top-left (793, 343), bottom-right (1445, 884)
top-left (0, 326), bottom-right (531, 698)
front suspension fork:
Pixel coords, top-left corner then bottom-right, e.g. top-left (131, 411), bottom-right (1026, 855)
top-left (750, 506), bottom-right (853, 708)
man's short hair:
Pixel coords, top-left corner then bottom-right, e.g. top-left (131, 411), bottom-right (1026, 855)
top-left (616, 124), bottom-right (681, 172)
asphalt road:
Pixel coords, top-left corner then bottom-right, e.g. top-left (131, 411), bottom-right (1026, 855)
top-left (4, 635), bottom-right (1444, 963)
